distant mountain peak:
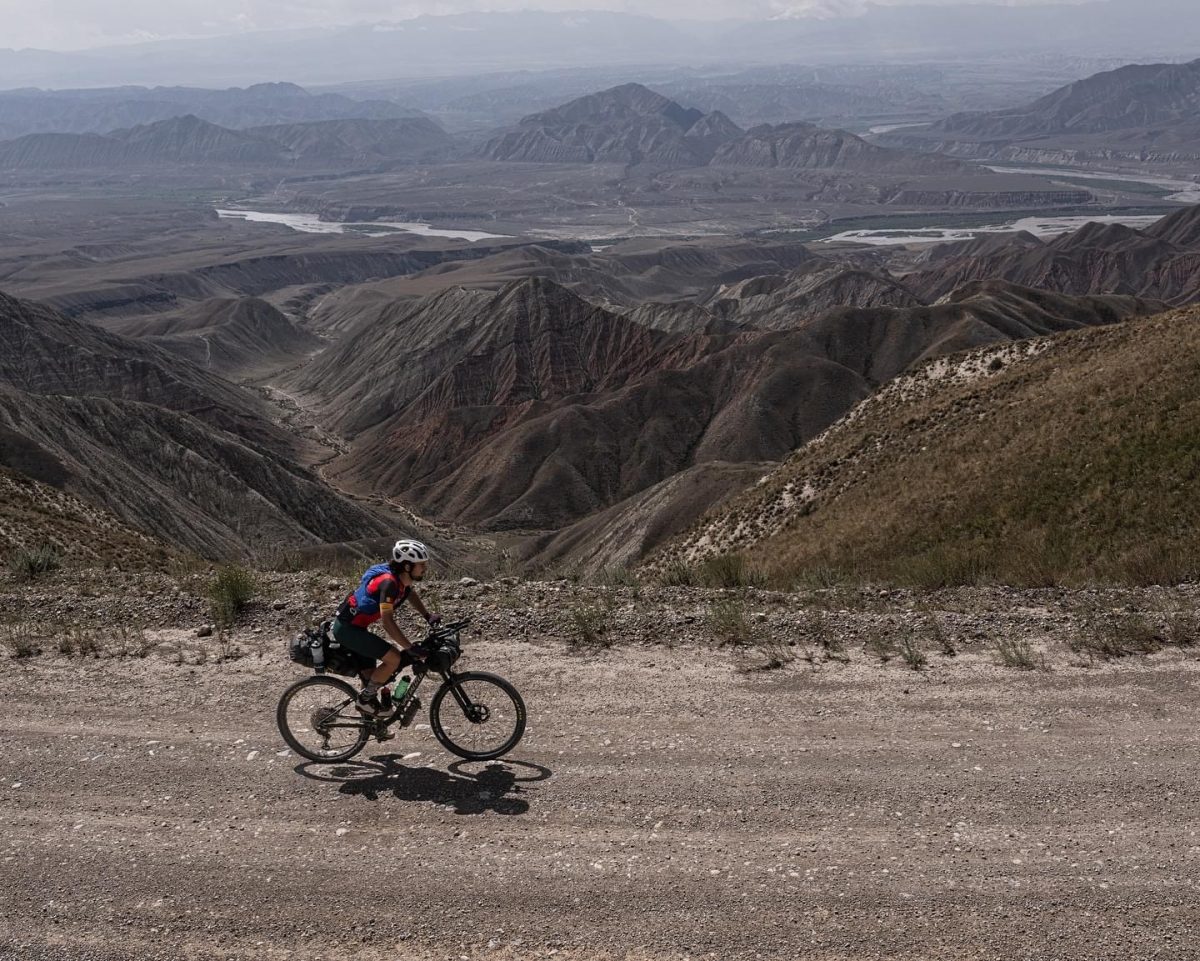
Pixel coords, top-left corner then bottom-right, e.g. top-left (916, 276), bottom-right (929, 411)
top-left (482, 83), bottom-right (741, 166)
top-left (242, 81), bottom-right (310, 96)
top-left (522, 82), bottom-right (702, 130)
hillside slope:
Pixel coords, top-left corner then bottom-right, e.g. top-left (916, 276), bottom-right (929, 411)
top-left (0, 289), bottom-right (391, 558)
top-left (933, 58), bottom-right (1200, 140)
top-left (882, 58), bottom-right (1200, 163)
top-left (286, 276), bottom-right (1156, 536)
top-left (0, 466), bottom-right (174, 570)
top-left (113, 297), bottom-right (323, 380)
top-left (905, 205), bottom-right (1200, 306)
top-left (652, 305), bottom-right (1200, 586)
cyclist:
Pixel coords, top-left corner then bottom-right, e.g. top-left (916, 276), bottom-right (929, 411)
top-left (332, 538), bottom-right (441, 717)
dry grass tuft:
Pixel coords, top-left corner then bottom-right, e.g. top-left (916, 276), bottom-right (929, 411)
top-left (566, 595), bottom-right (614, 650)
top-left (994, 636), bottom-right (1045, 671)
top-left (708, 596), bottom-right (752, 647)
top-left (1068, 610), bottom-right (1163, 662)
top-left (8, 542), bottom-right (62, 580)
top-left (864, 625), bottom-right (898, 663)
top-left (898, 632), bottom-right (928, 671)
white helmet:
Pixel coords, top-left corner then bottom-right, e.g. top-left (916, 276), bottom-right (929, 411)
top-left (392, 538), bottom-right (430, 565)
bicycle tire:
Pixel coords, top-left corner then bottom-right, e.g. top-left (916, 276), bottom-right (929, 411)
top-left (430, 671), bottom-right (526, 761)
top-left (277, 675), bottom-right (370, 764)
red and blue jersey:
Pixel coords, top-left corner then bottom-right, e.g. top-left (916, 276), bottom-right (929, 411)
top-left (336, 563), bottom-right (409, 627)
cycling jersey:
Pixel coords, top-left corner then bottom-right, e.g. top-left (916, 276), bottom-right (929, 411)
top-left (336, 563), bottom-right (410, 627)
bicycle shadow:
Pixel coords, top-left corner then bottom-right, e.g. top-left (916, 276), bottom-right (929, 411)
top-left (294, 755), bottom-right (552, 815)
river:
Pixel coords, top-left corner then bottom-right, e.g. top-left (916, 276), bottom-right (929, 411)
top-left (817, 212), bottom-right (1170, 247)
top-left (982, 164), bottom-right (1200, 205)
top-left (216, 208), bottom-right (508, 242)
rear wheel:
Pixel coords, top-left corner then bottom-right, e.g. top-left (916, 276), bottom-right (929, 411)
top-left (277, 675), bottom-right (370, 763)
top-left (430, 671), bottom-right (526, 761)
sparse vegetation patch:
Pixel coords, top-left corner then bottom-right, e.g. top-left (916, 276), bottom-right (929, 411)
top-left (207, 565), bottom-right (258, 628)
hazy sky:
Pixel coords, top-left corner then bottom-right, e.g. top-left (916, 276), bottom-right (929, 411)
top-left (3, 0), bottom-right (1089, 50)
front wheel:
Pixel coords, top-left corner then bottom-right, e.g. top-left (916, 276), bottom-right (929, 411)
top-left (277, 675), bottom-right (370, 763)
top-left (430, 671), bottom-right (526, 761)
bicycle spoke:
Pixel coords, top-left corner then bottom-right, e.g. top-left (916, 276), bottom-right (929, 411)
top-left (436, 678), bottom-right (521, 756)
top-left (283, 681), bottom-right (367, 759)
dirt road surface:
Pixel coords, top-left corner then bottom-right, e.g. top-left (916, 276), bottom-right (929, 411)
top-left (2, 636), bottom-right (1199, 960)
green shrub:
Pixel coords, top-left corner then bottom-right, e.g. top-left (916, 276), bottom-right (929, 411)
top-left (780, 565), bottom-right (849, 590)
top-left (917, 606), bottom-right (956, 657)
top-left (0, 624), bottom-right (40, 658)
top-left (746, 637), bottom-right (795, 672)
top-left (802, 610), bottom-right (849, 663)
top-left (107, 624), bottom-right (155, 659)
top-left (698, 554), bottom-right (763, 589)
top-left (8, 542), bottom-right (62, 580)
top-left (1069, 612), bottom-right (1161, 662)
top-left (207, 565), bottom-right (258, 628)
top-left (566, 596), bottom-right (613, 650)
top-left (599, 565), bottom-right (641, 590)
top-left (994, 636), bottom-right (1042, 670)
top-left (657, 559), bottom-right (698, 587)
top-left (899, 547), bottom-right (987, 591)
top-left (708, 597), bottom-right (752, 647)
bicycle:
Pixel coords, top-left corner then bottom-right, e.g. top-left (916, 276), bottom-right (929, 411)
top-left (276, 618), bottom-right (526, 764)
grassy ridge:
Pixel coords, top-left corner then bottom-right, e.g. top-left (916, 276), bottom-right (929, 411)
top-left (658, 305), bottom-right (1200, 587)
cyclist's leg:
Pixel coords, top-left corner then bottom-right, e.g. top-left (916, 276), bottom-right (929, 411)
top-left (331, 619), bottom-right (399, 686)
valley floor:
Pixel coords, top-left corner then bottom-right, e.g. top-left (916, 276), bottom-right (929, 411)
top-left (2, 583), bottom-right (1199, 960)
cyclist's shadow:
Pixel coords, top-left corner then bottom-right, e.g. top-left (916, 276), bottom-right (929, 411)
top-left (294, 755), bottom-right (551, 815)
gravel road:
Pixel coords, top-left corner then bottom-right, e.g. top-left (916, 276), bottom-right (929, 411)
top-left (2, 631), bottom-right (1199, 960)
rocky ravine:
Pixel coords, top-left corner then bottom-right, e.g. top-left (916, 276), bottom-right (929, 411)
top-left (2, 572), bottom-right (1200, 960)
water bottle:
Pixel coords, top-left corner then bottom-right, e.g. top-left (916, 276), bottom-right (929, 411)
top-left (394, 675), bottom-right (412, 701)
top-left (379, 685), bottom-right (393, 711)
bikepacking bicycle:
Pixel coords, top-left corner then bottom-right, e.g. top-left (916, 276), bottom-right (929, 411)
top-left (277, 618), bottom-right (526, 764)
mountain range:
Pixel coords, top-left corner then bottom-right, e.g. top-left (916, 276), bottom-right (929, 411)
top-left (480, 84), bottom-right (974, 175)
top-left (883, 58), bottom-right (1200, 164)
top-left (0, 83), bottom-right (971, 177)
top-left (0, 113), bottom-right (452, 169)
top-left (0, 82), bottom-right (426, 141)
top-left (110, 298), bottom-right (323, 381)
top-left (280, 272), bottom-right (1156, 570)
top-left (5, 204), bottom-right (1200, 570)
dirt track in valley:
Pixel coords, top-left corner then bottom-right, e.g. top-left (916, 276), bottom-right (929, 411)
top-left (2, 632), bottom-right (1199, 961)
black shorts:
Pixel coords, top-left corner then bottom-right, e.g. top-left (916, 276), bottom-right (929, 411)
top-left (331, 618), bottom-right (417, 667)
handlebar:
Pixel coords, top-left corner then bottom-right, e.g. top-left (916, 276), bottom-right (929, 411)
top-left (416, 617), bottom-right (470, 652)
top-left (428, 617), bottom-right (471, 638)
top-left (409, 617), bottom-right (469, 672)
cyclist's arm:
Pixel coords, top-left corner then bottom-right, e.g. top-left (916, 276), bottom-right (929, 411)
top-left (408, 589), bottom-right (433, 623)
top-left (378, 583), bottom-right (412, 650)
top-left (380, 607), bottom-right (410, 646)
